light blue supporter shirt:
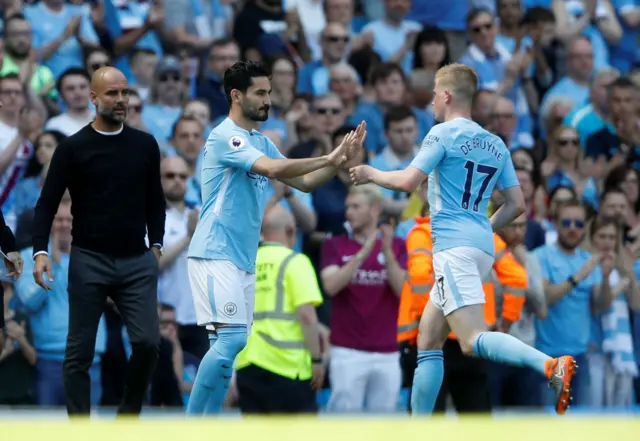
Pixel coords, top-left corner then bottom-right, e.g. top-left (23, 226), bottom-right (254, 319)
top-left (188, 118), bottom-right (285, 273)
top-left (533, 244), bottom-right (602, 357)
top-left (24, 3), bottom-right (99, 78)
top-left (409, 118), bottom-right (519, 257)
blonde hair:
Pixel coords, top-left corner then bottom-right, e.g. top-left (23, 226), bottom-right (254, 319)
top-left (435, 63), bottom-right (478, 104)
top-left (348, 183), bottom-right (384, 206)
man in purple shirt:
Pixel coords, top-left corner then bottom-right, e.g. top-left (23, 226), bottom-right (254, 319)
top-left (320, 184), bottom-right (407, 412)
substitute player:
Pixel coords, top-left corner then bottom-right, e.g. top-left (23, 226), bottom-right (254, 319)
top-left (350, 63), bottom-right (578, 416)
top-left (186, 61), bottom-right (366, 415)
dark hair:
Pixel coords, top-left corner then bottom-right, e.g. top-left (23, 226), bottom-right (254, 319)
top-left (158, 303), bottom-right (176, 313)
top-left (521, 6), bottom-right (555, 25)
top-left (209, 37), bottom-right (239, 53)
top-left (466, 7), bottom-right (493, 26)
top-left (2, 13), bottom-right (27, 36)
top-left (223, 61), bottom-right (270, 106)
top-left (171, 115), bottom-right (203, 139)
top-left (384, 106), bottom-right (416, 131)
top-left (369, 62), bottom-right (405, 86)
top-left (604, 164), bottom-right (640, 211)
top-left (128, 48), bottom-right (156, 62)
top-left (348, 48), bottom-right (382, 85)
top-left (0, 73), bottom-right (21, 86)
top-left (84, 47), bottom-right (110, 67)
top-left (56, 68), bottom-right (91, 94)
top-left (608, 76), bottom-right (637, 94)
top-left (511, 148), bottom-right (542, 188)
top-left (413, 25), bottom-right (450, 69)
top-left (555, 198), bottom-right (584, 221)
top-left (599, 187), bottom-right (627, 204)
top-left (23, 130), bottom-right (67, 178)
top-left (332, 125), bottom-right (356, 146)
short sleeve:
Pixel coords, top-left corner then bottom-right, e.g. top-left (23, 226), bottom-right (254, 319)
top-left (496, 157), bottom-right (520, 191)
top-left (410, 128), bottom-right (446, 175)
top-left (287, 254), bottom-right (324, 308)
top-left (320, 237), bottom-right (342, 270)
top-left (209, 134), bottom-right (264, 171)
top-left (264, 136), bottom-right (286, 160)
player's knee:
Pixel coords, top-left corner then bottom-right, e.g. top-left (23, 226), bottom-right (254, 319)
top-left (458, 331), bottom-right (482, 357)
top-left (216, 326), bottom-right (248, 359)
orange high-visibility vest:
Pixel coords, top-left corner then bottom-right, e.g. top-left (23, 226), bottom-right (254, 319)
top-left (397, 216), bottom-right (433, 345)
top-left (397, 223), bottom-right (528, 342)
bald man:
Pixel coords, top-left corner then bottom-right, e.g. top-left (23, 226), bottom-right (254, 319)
top-left (234, 205), bottom-right (326, 414)
top-left (32, 66), bottom-right (166, 417)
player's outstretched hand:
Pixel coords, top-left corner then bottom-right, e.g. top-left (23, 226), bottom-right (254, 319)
top-left (349, 164), bottom-right (374, 185)
top-left (342, 121), bottom-right (367, 169)
top-left (33, 253), bottom-right (53, 290)
top-left (327, 130), bottom-right (357, 167)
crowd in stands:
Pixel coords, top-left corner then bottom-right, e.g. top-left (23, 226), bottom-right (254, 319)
top-left (1, 0), bottom-right (640, 413)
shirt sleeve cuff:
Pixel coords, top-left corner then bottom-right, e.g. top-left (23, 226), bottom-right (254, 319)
top-left (33, 251), bottom-right (48, 260)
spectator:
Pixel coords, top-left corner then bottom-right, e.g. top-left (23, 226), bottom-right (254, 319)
top-left (196, 39), bottom-right (240, 122)
top-left (538, 185), bottom-right (579, 245)
top-left (564, 66), bottom-right (619, 146)
top-left (124, 89), bottom-right (148, 133)
top-left (157, 155), bottom-right (207, 360)
top-left (369, 105), bottom-right (419, 217)
top-left (24, 0), bottom-right (99, 78)
top-left (45, 68), bottom-right (94, 136)
top-left (471, 88), bottom-right (497, 130)
top-left (321, 184), bottom-right (406, 413)
top-left (84, 47), bottom-right (111, 77)
top-left (1, 14), bottom-right (58, 106)
top-left (0, 283), bottom-right (36, 406)
top-left (534, 199), bottom-right (611, 407)
top-left (513, 166), bottom-right (546, 251)
top-left (142, 56), bottom-right (186, 141)
top-left (491, 96), bottom-right (528, 150)
top-left (12, 130), bottom-right (66, 218)
top-left (297, 22), bottom-right (351, 96)
top-left (128, 48), bottom-right (158, 102)
top-left (489, 212), bottom-right (547, 408)
top-left (604, 165), bottom-right (640, 227)
top-left (584, 217), bottom-right (640, 407)
top-left (412, 25), bottom-right (450, 76)
top-left (14, 201), bottom-right (107, 407)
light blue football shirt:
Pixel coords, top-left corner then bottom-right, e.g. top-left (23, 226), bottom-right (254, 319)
top-left (188, 118), bottom-right (285, 273)
top-left (410, 118), bottom-right (519, 257)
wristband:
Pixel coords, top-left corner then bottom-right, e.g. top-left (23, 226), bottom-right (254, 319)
top-left (311, 357), bottom-right (323, 364)
top-left (568, 275), bottom-right (578, 288)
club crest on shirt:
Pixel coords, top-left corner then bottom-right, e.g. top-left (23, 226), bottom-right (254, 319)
top-left (229, 135), bottom-right (246, 151)
top-left (377, 252), bottom-right (386, 265)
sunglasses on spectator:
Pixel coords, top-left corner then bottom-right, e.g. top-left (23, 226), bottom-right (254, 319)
top-left (160, 74), bottom-right (181, 82)
top-left (90, 62), bottom-right (110, 71)
top-left (556, 138), bottom-right (580, 147)
top-left (316, 107), bottom-right (341, 115)
top-left (471, 23), bottom-right (493, 33)
top-left (325, 35), bottom-right (349, 43)
top-left (560, 218), bottom-right (585, 229)
top-left (163, 172), bottom-right (188, 180)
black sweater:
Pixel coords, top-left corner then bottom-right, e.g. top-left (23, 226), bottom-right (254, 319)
top-left (32, 124), bottom-right (166, 257)
top-left (0, 211), bottom-right (16, 253)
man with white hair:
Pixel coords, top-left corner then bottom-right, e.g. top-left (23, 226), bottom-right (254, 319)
top-left (564, 67), bottom-right (620, 145)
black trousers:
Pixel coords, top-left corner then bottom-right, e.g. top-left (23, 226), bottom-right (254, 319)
top-left (236, 364), bottom-right (318, 414)
top-left (433, 339), bottom-right (492, 413)
top-left (179, 324), bottom-right (209, 360)
top-left (64, 246), bottom-right (160, 416)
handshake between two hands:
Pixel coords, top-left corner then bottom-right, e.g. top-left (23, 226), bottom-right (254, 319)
top-left (326, 121), bottom-right (372, 184)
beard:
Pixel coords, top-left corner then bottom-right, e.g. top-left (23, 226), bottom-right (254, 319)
top-left (243, 103), bottom-right (270, 122)
top-left (98, 104), bottom-right (127, 124)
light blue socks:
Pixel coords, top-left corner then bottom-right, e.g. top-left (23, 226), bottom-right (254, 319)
top-left (186, 325), bottom-right (247, 415)
top-left (472, 331), bottom-right (549, 375)
top-left (411, 350), bottom-right (444, 415)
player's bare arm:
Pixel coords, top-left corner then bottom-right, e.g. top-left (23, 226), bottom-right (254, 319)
top-left (280, 122), bottom-right (367, 192)
top-left (251, 129), bottom-right (358, 180)
top-left (490, 186), bottom-right (526, 231)
top-left (349, 165), bottom-right (427, 193)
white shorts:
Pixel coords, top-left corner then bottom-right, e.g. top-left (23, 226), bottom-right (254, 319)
top-left (187, 258), bottom-right (256, 333)
top-left (430, 246), bottom-right (494, 316)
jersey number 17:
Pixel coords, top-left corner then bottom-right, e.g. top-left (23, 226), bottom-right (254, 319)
top-left (461, 160), bottom-right (498, 212)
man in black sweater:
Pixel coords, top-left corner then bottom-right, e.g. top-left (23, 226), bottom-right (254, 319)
top-left (32, 67), bottom-right (166, 417)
